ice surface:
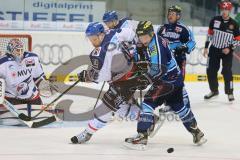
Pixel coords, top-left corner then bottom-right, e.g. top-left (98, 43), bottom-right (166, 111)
top-left (0, 82), bottom-right (240, 160)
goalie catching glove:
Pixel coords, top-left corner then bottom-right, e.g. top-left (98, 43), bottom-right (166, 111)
top-left (37, 78), bottom-right (59, 97)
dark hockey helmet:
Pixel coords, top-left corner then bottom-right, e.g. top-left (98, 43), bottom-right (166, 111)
top-left (168, 5), bottom-right (182, 16)
top-left (136, 21), bottom-right (154, 37)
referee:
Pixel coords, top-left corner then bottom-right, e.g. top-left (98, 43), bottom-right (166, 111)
top-left (203, 1), bottom-right (240, 101)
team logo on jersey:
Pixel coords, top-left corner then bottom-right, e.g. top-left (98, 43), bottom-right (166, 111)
top-left (16, 76), bottom-right (31, 95)
top-left (214, 20), bottom-right (221, 28)
top-left (25, 59), bottom-right (35, 67)
top-left (149, 45), bottom-right (158, 56)
top-left (16, 82), bottom-right (29, 95)
top-left (175, 26), bottom-right (182, 33)
top-left (91, 48), bottom-right (101, 57)
top-left (17, 68), bottom-right (32, 77)
top-left (8, 65), bottom-right (15, 71)
top-left (229, 24), bottom-right (234, 30)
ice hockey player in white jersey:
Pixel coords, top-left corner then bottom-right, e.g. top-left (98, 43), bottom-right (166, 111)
top-left (70, 22), bottom-right (152, 144)
top-left (103, 11), bottom-right (148, 69)
top-left (0, 38), bottom-right (47, 105)
top-left (102, 10), bottom-right (138, 31)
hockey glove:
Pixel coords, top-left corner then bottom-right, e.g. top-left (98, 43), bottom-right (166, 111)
top-left (113, 73), bottom-right (152, 91)
top-left (78, 70), bottom-right (88, 82)
top-left (131, 73), bottom-right (152, 90)
top-left (174, 45), bottom-right (188, 55)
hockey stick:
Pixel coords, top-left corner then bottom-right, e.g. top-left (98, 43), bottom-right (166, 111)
top-left (31, 78), bottom-right (81, 119)
top-left (2, 99), bottom-right (56, 128)
top-left (0, 79), bottom-right (30, 121)
top-left (3, 99), bottom-right (56, 128)
top-left (93, 82), bottom-right (106, 109)
top-left (139, 89), bottom-right (143, 105)
top-left (0, 78), bottom-right (56, 128)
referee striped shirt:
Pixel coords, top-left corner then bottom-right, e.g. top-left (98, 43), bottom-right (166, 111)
top-left (206, 16), bottom-right (240, 49)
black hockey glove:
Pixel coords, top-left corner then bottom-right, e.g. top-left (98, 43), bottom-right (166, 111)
top-left (135, 61), bottom-right (149, 73)
top-left (78, 70), bottom-right (88, 82)
top-left (113, 73), bottom-right (152, 91)
top-left (135, 73), bottom-right (152, 90)
top-left (174, 45), bottom-right (188, 55)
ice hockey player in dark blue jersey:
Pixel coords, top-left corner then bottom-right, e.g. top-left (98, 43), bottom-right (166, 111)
top-left (124, 21), bottom-right (206, 150)
top-left (158, 5), bottom-right (196, 79)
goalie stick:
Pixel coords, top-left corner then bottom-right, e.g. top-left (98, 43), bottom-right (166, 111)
top-left (0, 78), bottom-right (56, 128)
top-left (2, 99), bottom-right (56, 128)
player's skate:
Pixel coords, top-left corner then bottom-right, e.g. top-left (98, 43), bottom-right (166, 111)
top-left (204, 91), bottom-right (219, 100)
top-left (71, 130), bottom-right (92, 144)
top-left (189, 123), bottom-right (207, 145)
top-left (228, 94), bottom-right (235, 102)
top-left (124, 132), bottom-right (148, 150)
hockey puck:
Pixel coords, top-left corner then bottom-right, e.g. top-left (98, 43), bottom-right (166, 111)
top-left (167, 148), bottom-right (174, 153)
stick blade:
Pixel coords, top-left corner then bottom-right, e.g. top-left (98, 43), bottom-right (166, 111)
top-left (31, 116), bottom-right (56, 128)
top-left (18, 113), bottom-right (31, 121)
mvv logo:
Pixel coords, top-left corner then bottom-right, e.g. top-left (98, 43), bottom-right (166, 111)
top-left (17, 68), bottom-right (32, 77)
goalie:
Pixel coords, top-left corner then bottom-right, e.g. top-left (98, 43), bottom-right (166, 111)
top-left (0, 38), bottom-right (56, 125)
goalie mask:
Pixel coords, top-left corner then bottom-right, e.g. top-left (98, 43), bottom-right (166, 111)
top-left (6, 39), bottom-right (24, 61)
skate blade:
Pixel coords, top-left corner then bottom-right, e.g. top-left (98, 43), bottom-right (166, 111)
top-left (204, 95), bottom-right (219, 100)
top-left (123, 142), bottom-right (147, 151)
top-left (195, 138), bottom-right (207, 146)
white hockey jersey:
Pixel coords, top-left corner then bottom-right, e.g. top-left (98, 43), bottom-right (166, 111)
top-left (88, 28), bottom-right (136, 83)
top-left (113, 17), bottom-right (138, 32)
top-left (0, 52), bottom-right (45, 99)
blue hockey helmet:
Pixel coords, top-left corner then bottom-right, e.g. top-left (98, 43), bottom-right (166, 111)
top-left (102, 11), bottom-right (118, 22)
top-left (85, 22), bottom-right (105, 37)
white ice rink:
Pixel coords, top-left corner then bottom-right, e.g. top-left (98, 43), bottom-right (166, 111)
top-left (0, 82), bottom-right (240, 160)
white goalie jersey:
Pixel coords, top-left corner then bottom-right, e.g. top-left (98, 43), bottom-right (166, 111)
top-left (0, 52), bottom-right (45, 100)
